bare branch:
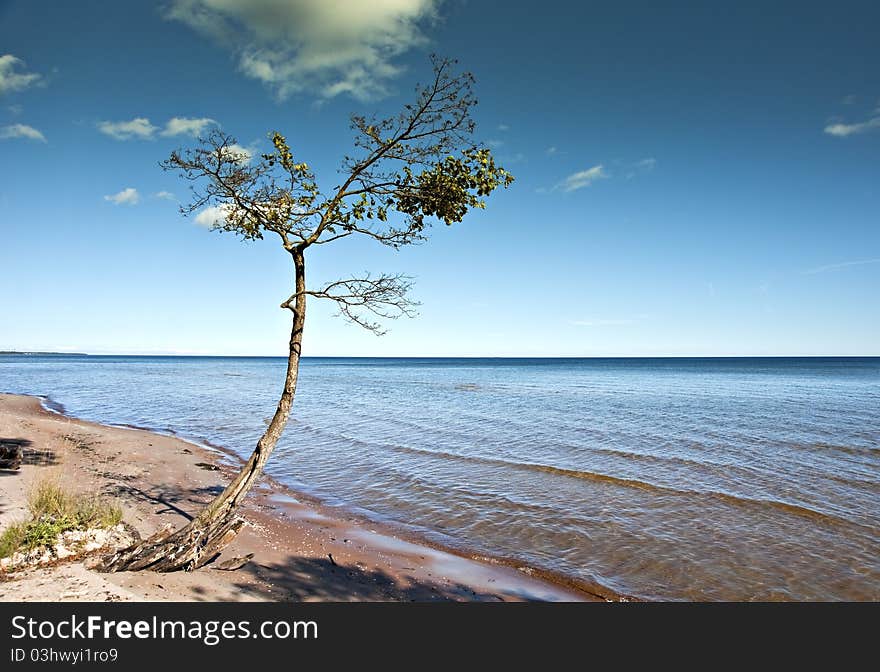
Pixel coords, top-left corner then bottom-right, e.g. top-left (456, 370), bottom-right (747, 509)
top-left (287, 273), bottom-right (418, 335)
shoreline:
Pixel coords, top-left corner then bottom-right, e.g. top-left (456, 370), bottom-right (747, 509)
top-left (0, 392), bottom-right (607, 602)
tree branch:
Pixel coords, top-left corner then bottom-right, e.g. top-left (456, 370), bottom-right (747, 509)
top-left (282, 273), bottom-right (418, 335)
top-left (303, 55), bottom-right (485, 249)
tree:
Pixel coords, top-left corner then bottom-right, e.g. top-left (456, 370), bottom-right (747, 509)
top-left (101, 57), bottom-right (513, 572)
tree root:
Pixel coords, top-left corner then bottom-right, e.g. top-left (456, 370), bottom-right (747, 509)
top-left (98, 515), bottom-right (244, 572)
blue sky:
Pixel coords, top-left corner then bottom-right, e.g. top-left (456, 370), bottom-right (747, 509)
top-left (1, 0), bottom-right (878, 356)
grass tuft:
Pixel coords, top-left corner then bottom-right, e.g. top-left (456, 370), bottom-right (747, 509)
top-left (0, 480), bottom-right (122, 559)
top-left (0, 522), bottom-right (26, 559)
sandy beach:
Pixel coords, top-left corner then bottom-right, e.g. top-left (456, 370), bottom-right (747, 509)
top-left (0, 393), bottom-right (600, 602)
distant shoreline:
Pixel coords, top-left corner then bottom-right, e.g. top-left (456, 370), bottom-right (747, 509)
top-left (0, 351), bottom-right (89, 356)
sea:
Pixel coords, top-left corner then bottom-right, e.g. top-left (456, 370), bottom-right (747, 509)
top-left (1, 354), bottom-right (878, 601)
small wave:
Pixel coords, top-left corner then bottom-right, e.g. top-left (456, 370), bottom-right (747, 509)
top-left (38, 395), bottom-right (67, 415)
top-left (803, 442), bottom-right (880, 457)
top-left (323, 436), bottom-right (867, 531)
top-left (524, 463), bottom-right (871, 530)
top-left (825, 472), bottom-right (880, 493)
top-left (557, 439), bottom-right (750, 476)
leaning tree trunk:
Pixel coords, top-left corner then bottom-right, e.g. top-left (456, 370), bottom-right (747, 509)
top-left (102, 251), bottom-right (307, 572)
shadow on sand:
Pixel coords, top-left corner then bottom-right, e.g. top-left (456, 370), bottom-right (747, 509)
top-left (105, 483), bottom-right (225, 521)
top-left (216, 554), bottom-right (508, 602)
top-left (1, 438), bottom-right (61, 472)
top-left (167, 553), bottom-right (515, 602)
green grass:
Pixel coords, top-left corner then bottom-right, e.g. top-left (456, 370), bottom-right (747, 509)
top-left (0, 480), bottom-right (122, 560)
top-left (0, 522), bottom-right (27, 559)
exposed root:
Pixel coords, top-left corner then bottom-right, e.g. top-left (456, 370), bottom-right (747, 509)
top-left (99, 515), bottom-right (244, 572)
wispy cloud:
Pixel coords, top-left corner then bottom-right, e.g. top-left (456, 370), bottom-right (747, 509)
top-left (804, 258), bottom-right (880, 275)
top-left (160, 116), bottom-right (217, 137)
top-left (0, 54), bottom-right (42, 94)
top-left (571, 318), bottom-right (637, 327)
top-left (0, 123), bottom-right (46, 142)
top-left (503, 152), bottom-right (526, 164)
top-left (546, 146), bottom-right (558, 156)
top-left (824, 116), bottom-right (880, 137)
top-left (497, 124), bottom-right (509, 132)
top-left (625, 157), bottom-right (657, 179)
top-left (154, 191), bottom-right (176, 201)
top-left (166, 0), bottom-right (440, 101)
top-left (98, 117), bottom-right (158, 140)
top-left (487, 138), bottom-right (504, 148)
top-left (557, 165), bottom-right (606, 192)
top-left (99, 116), bottom-right (220, 140)
top-left (841, 94), bottom-right (857, 105)
top-left (103, 187), bottom-right (140, 206)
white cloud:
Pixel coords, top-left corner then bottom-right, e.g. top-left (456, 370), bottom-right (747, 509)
top-left (0, 123), bottom-right (46, 142)
top-left (160, 116), bottom-right (217, 137)
top-left (804, 258), bottom-right (880, 275)
top-left (0, 54), bottom-right (42, 95)
top-left (823, 116), bottom-right (880, 137)
top-left (154, 191), bottom-right (176, 200)
top-left (497, 124), bottom-right (509, 132)
top-left (103, 188), bottom-right (140, 205)
top-left (7, 104), bottom-right (23, 115)
top-left (487, 138), bottom-right (504, 148)
top-left (98, 116), bottom-right (220, 140)
top-left (625, 157), bottom-right (657, 179)
top-left (571, 318), bottom-right (636, 327)
top-left (98, 117), bottom-right (158, 140)
top-left (194, 203), bottom-right (234, 227)
top-left (166, 0), bottom-right (440, 101)
top-left (546, 146), bottom-right (558, 156)
top-left (558, 165), bottom-right (606, 192)
top-left (220, 143), bottom-right (253, 165)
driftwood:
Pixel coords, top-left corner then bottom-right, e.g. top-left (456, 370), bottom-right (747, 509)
top-left (0, 439), bottom-right (25, 470)
top-left (99, 515), bottom-right (245, 572)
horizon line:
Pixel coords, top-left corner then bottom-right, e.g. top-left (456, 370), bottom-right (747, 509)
top-left (3, 351), bottom-right (880, 359)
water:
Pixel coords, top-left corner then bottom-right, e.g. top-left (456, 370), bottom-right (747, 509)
top-left (1, 355), bottom-right (878, 600)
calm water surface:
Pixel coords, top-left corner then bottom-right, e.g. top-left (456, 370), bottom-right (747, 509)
top-left (2, 355), bottom-right (878, 600)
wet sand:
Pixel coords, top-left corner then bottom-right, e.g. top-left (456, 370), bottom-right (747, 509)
top-left (0, 393), bottom-right (601, 602)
